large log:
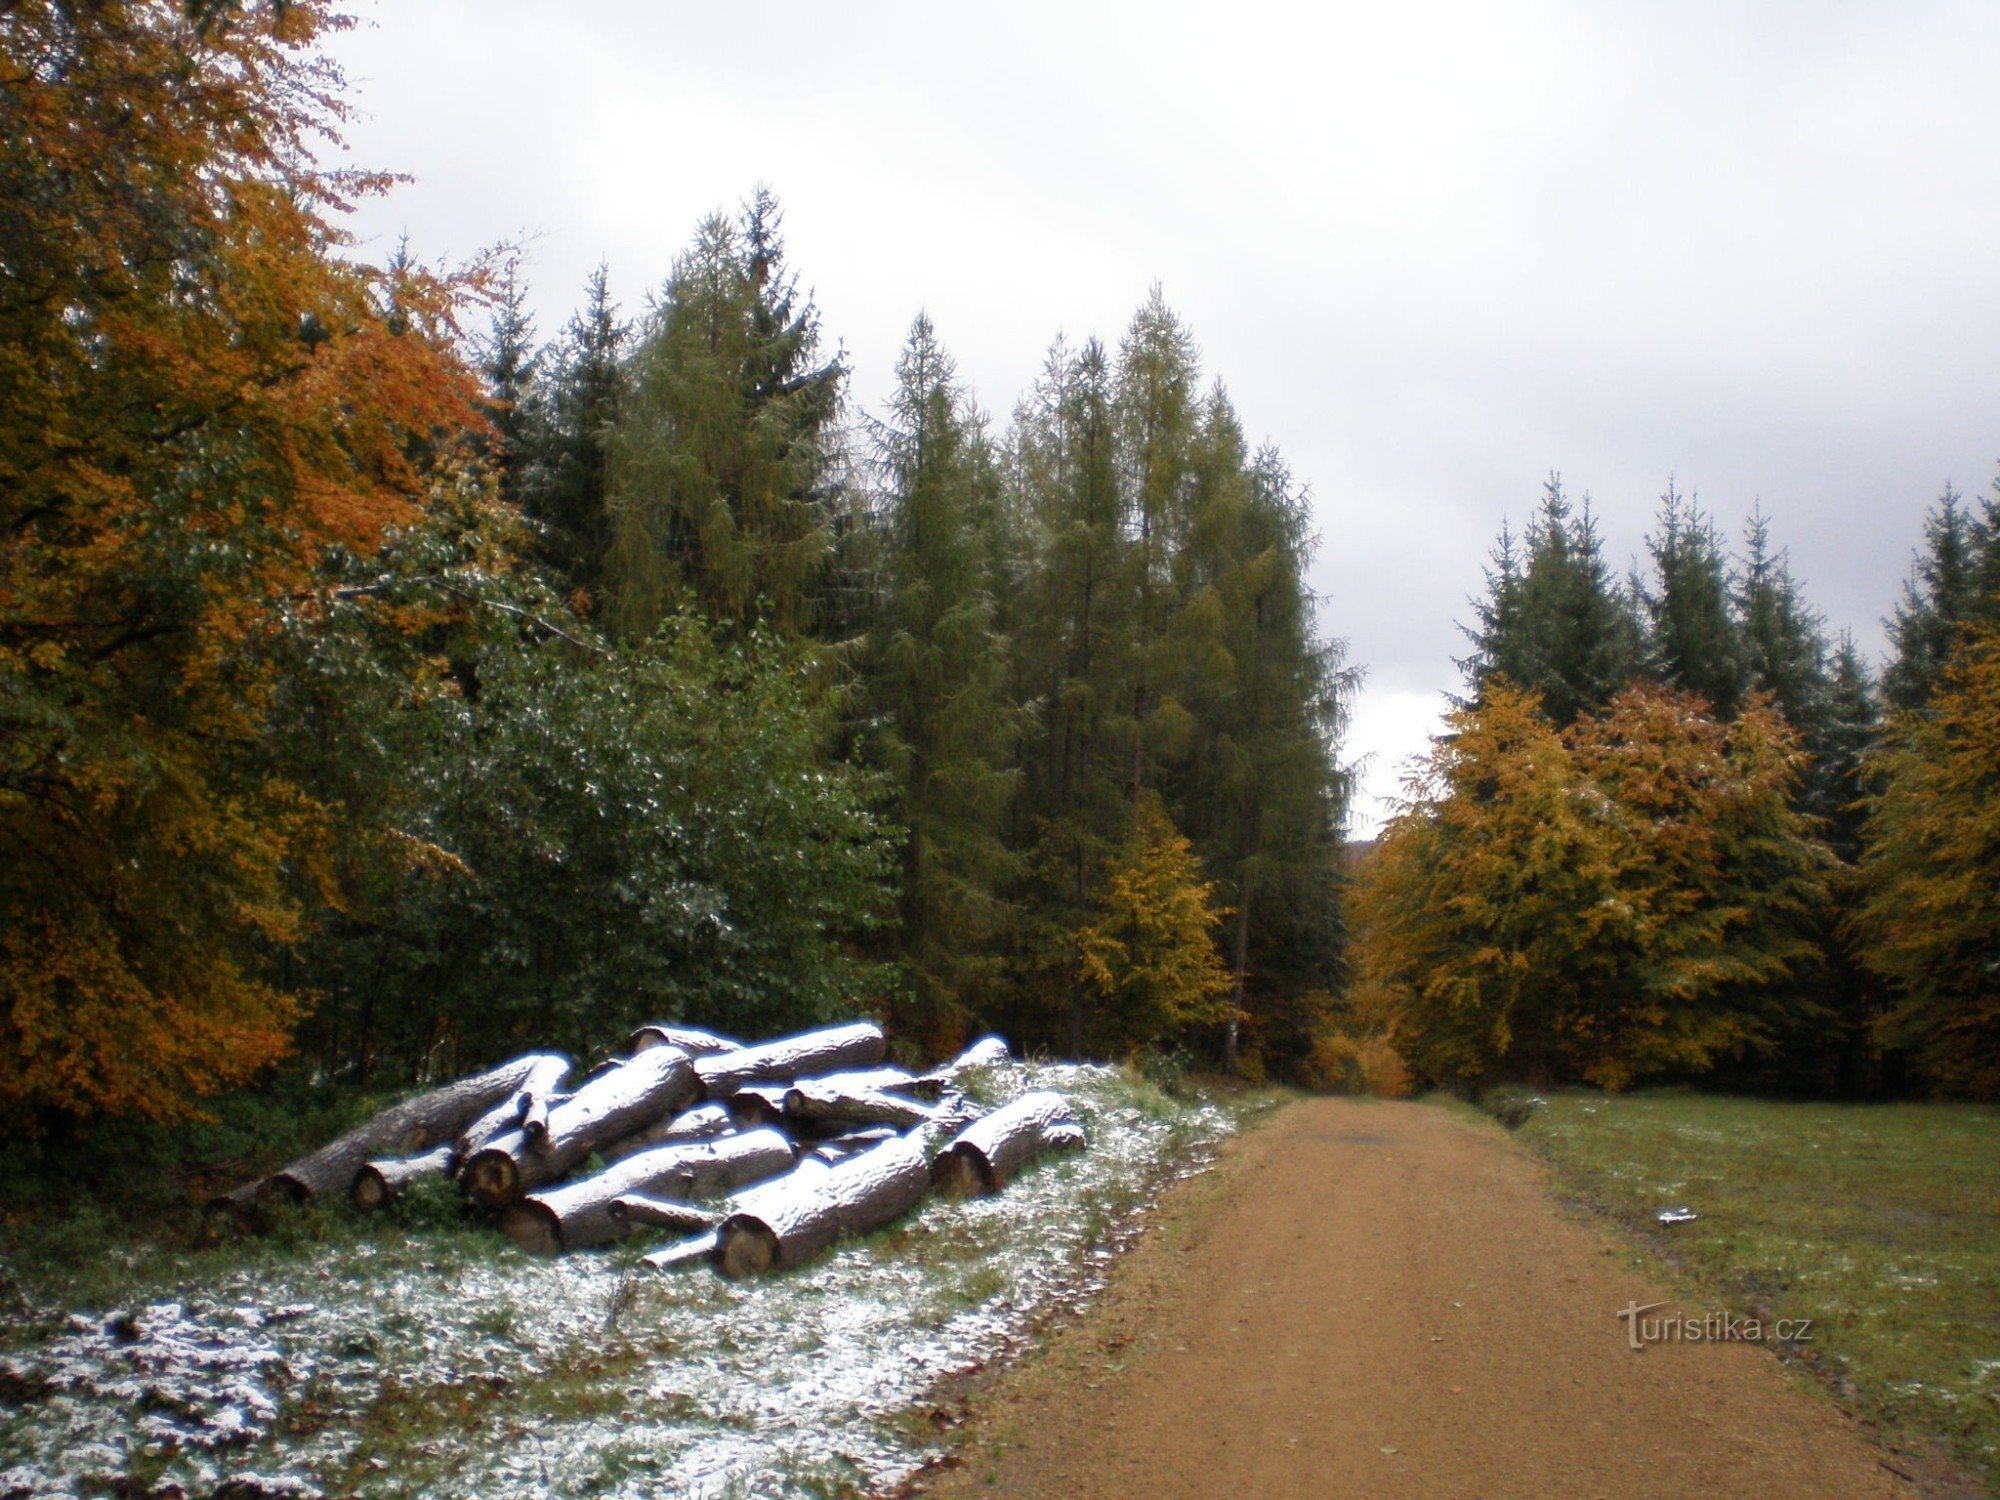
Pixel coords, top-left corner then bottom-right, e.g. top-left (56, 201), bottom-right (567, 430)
top-left (597, 1102), bottom-right (735, 1165)
top-left (627, 1023), bottom-right (742, 1058)
top-left (724, 1085), bottom-right (788, 1130)
top-left (454, 1053), bottom-right (572, 1159)
top-left (462, 1046), bottom-right (699, 1208)
top-left (498, 1127), bottom-right (797, 1254)
top-left (351, 1145), bottom-right (454, 1212)
top-left (933, 1090), bottom-right (1082, 1198)
top-left (912, 1035), bottom-right (1012, 1096)
top-left (213, 1053), bottom-right (558, 1212)
top-left (694, 1022), bottom-right (887, 1100)
top-left (803, 1126), bottom-right (900, 1164)
top-left (713, 1131), bottom-right (931, 1279)
top-left (639, 1159), bottom-right (835, 1271)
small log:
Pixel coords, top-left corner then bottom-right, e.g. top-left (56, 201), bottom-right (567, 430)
top-left (713, 1132), bottom-right (931, 1279)
top-left (462, 1047), bottom-right (699, 1208)
top-left (598, 1102), bottom-right (735, 1165)
top-left (694, 1021), bottom-right (887, 1100)
top-left (914, 1035), bottom-right (1012, 1096)
top-left (627, 1024), bottom-right (742, 1058)
top-left (783, 1079), bottom-right (939, 1131)
top-left (642, 1232), bottom-right (719, 1272)
top-left (607, 1195), bottom-right (717, 1235)
top-left (212, 1053), bottom-right (559, 1212)
top-left (933, 1090), bottom-right (1081, 1198)
top-left (499, 1127), bottom-right (797, 1254)
top-left (454, 1053), bottom-right (572, 1159)
top-left (804, 1126), bottom-right (900, 1164)
top-left (351, 1145), bottom-right (454, 1213)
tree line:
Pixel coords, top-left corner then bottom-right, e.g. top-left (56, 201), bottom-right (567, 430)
top-left (0, 2), bottom-right (1348, 1124)
top-left (1355, 475), bottom-right (2000, 1098)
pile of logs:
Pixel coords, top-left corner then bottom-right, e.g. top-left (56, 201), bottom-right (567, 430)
top-left (210, 1024), bottom-right (1082, 1279)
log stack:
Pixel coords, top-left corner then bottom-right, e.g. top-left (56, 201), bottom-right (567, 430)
top-left (210, 1025), bottom-right (1083, 1281)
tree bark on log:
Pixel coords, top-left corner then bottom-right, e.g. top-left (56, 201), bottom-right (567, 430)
top-left (454, 1054), bottom-right (571, 1159)
top-left (713, 1132), bottom-right (931, 1279)
top-left (783, 1079), bottom-right (940, 1131)
top-left (724, 1085), bottom-right (788, 1130)
top-left (626, 1024), bottom-right (741, 1058)
top-left (607, 1194), bottom-right (718, 1235)
top-left (933, 1090), bottom-right (1082, 1198)
top-left (462, 1046), bottom-right (699, 1208)
top-left (598, 1102), bottom-right (735, 1165)
top-left (694, 1022), bottom-right (887, 1100)
top-left (351, 1145), bottom-right (454, 1213)
top-left (213, 1053), bottom-right (558, 1212)
top-left (641, 1231), bottom-right (719, 1272)
top-left (803, 1126), bottom-right (900, 1164)
top-left (499, 1127), bottom-right (796, 1254)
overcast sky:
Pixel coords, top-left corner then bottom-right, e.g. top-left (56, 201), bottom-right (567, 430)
top-left (322, 1), bottom-right (2000, 836)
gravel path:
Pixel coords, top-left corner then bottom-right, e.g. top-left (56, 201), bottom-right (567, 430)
top-left (918, 1096), bottom-right (1913, 1499)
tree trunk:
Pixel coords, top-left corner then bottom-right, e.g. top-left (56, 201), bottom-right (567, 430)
top-left (626, 1024), bottom-right (742, 1058)
top-left (693, 1022), bottom-right (887, 1100)
top-left (598, 1102), bottom-right (735, 1165)
top-left (1223, 883), bottom-right (1251, 1075)
top-left (933, 1090), bottom-right (1082, 1197)
top-left (462, 1046), bottom-right (699, 1208)
top-left (351, 1145), bottom-right (454, 1213)
top-left (713, 1132), bottom-right (931, 1279)
top-left (641, 1231), bottom-right (719, 1272)
top-left (912, 1037), bottom-right (1011, 1097)
top-left (782, 1076), bottom-right (936, 1131)
top-left (498, 1126), bottom-right (795, 1254)
top-left (454, 1053), bottom-right (572, 1159)
top-left (724, 1085), bottom-right (787, 1130)
top-left (213, 1053), bottom-right (557, 1212)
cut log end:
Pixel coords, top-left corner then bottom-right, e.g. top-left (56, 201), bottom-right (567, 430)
top-left (714, 1217), bottom-right (780, 1280)
top-left (351, 1168), bottom-right (391, 1214)
top-left (463, 1149), bottom-right (521, 1208)
top-left (498, 1201), bottom-right (563, 1257)
top-left (933, 1146), bottom-right (994, 1200)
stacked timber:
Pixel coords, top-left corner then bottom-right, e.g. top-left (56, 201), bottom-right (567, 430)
top-left (209, 1023), bottom-right (1084, 1282)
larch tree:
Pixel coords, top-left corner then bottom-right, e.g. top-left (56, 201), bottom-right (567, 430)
top-left (608, 189), bottom-right (846, 640)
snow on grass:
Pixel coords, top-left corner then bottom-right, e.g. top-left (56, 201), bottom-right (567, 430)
top-left (0, 1062), bottom-right (1231, 1499)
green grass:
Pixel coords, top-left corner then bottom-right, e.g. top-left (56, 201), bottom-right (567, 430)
top-left (1489, 1089), bottom-right (2000, 1487)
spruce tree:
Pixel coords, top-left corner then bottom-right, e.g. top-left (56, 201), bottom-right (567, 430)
top-left (862, 313), bottom-right (1019, 1050)
top-left (519, 264), bottom-right (626, 599)
top-left (1884, 484), bottom-right (1987, 710)
top-left (1735, 506), bottom-right (1830, 733)
top-left (1462, 475), bottom-right (1640, 725)
top-left (480, 258), bottom-right (541, 510)
top-left (1639, 483), bottom-right (1745, 717)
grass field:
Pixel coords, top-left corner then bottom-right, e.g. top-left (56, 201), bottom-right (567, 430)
top-left (1491, 1089), bottom-right (2000, 1490)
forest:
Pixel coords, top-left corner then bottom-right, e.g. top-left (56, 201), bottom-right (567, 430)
top-left (4, 0), bottom-right (1998, 1154)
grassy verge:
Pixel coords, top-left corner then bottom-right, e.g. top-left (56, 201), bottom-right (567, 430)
top-left (1479, 1088), bottom-right (2000, 1490)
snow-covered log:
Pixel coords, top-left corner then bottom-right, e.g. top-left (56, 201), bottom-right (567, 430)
top-left (211, 1053), bottom-right (560, 1215)
top-left (713, 1132), bottom-right (931, 1279)
top-left (498, 1127), bottom-right (797, 1254)
top-left (351, 1145), bottom-right (454, 1212)
top-left (598, 1102), bottom-right (735, 1165)
top-left (910, 1035), bottom-right (1012, 1097)
top-left (462, 1046), bottom-right (699, 1208)
top-left (783, 1078), bottom-right (942, 1131)
top-left (694, 1022), bottom-right (887, 1100)
top-left (626, 1023), bottom-right (742, 1058)
top-left (453, 1053), bottom-right (571, 1159)
top-left (933, 1090), bottom-right (1082, 1197)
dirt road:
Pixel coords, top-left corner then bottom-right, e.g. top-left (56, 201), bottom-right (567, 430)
top-left (919, 1096), bottom-right (1915, 1499)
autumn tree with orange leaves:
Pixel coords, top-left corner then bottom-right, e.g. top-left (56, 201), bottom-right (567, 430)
top-left (0, 0), bottom-right (484, 1121)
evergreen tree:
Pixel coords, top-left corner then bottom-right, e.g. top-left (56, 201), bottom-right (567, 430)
top-left (519, 263), bottom-right (626, 599)
top-left (862, 313), bottom-right (1019, 1051)
top-left (1735, 506), bottom-right (1830, 735)
top-left (1884, 484), bottom-right (1988, 710)
top-left (608, 189), bottom-right (845, 639)
top-left (480, 258), bottom-right (541, 509)
top-left (1639, 483), bottom-right (1745, 717)
top-left (1115, 286), bottom-right (1202, 788)
top-left (1461, 475), bottom-right (1641, 724)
